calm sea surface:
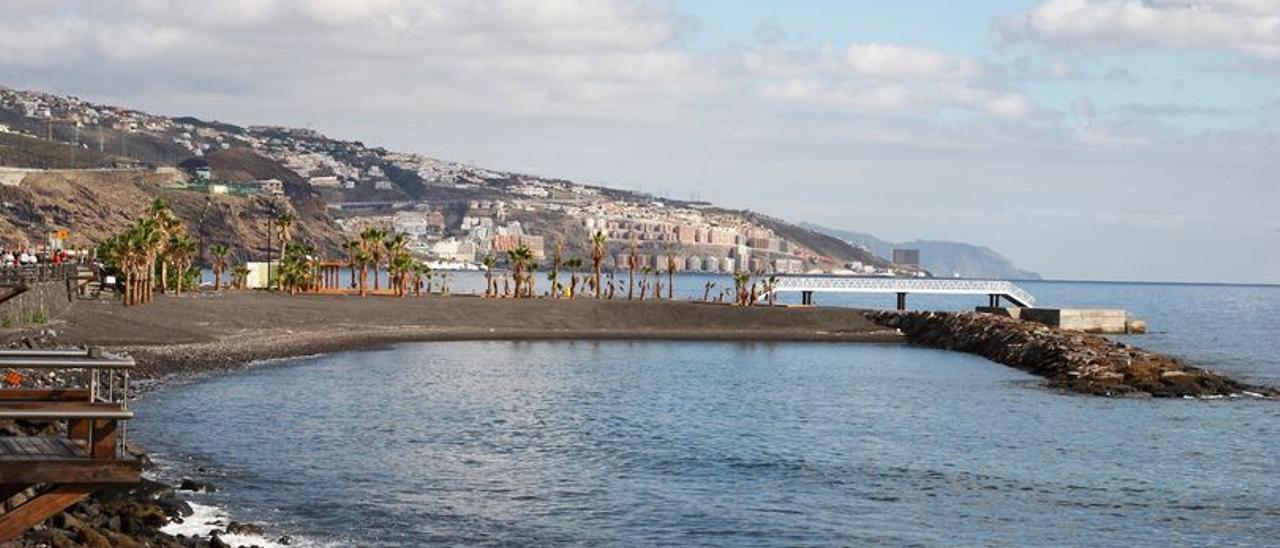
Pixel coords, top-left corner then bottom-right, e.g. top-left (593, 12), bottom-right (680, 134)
top-left (135, 279), bottom-right (1279, 546)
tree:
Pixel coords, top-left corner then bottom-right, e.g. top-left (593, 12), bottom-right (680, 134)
top-left (549, 240), bottom-right (563, 299)
top-left (482, 255), bottom-right (497, 297)
top-left (274, 212), bottom-right (296, 288)
top-left (278, 242), bottom-right (317, 295)
top-left (564, 258), bottom-right (583, 298)
top-left (639, 266), bottom-right (652, 299)
top-left (210, 244), bottom-right (229, 290)
top-left (232, 265), bottom-right (250, 289)
top-left (666, 254), bottom-right (677, 300)
top-left (342, 239), bottom-right (362, 290)
top-left (765, 276), bottom-right (779, 306)
top-left (627, 239), bottom-right (638, 300)
top-left (167, 233), bottom-right (196, 296)
top-left (591, 231), bottom-right (606, 298)
top-left (359, 227), bottom-right (386, 291)
top-left (506, 244), bottom-right (533, 298)
top-left (733, 272), bottom-right (751, 306)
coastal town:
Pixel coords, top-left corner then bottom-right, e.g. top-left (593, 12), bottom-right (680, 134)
top-left (0, 86), bottom-right (904, 277)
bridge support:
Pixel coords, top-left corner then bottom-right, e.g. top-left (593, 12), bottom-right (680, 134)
top-left (801, 291), bottom-right (813, 306)
top-left (988, 294), bottom-right (1001, 307)
top-left (896, 292), bottom-right (907, 311)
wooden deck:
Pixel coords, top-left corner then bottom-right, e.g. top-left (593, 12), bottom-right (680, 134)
top-left (0, 348), bottom-right (141, 541)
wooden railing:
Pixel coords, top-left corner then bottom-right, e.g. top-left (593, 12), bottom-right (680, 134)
top-left (0, 348), bottom-right (140, 542)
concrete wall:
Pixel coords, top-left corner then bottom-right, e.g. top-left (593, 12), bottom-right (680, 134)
top-left (0, 280), bottom-right (73, 329)
top-left (1018, 308), bottom-right (1128, 334)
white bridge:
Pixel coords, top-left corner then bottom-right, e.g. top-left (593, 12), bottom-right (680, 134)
top-left (770, 276), bottom-right (1036, 309)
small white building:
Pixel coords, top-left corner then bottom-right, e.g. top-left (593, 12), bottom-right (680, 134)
top-left (308, 176), bottom-right (340, 188)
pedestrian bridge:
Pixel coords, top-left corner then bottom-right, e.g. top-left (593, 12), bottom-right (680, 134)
top-left (770, 275), bottom-right (1036, 309)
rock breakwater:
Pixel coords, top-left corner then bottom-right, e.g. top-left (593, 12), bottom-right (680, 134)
top-left (870, 311), bottom-right (1276, 398)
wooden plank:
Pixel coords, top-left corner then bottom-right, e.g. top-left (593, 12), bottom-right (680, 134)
top-left (89, 419), bottom-right (117, 459)
top-left (0, 389), bottom-right (91, 402)
top-left (0, 484), bottom-right (98, 542)
top-left (0, 459), bottom-right (140, 485)
top-left (68, 418), bottom-right (90, 443)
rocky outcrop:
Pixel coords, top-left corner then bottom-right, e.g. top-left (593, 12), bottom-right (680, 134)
top-left (870, 310), bottom-right (1276, 398)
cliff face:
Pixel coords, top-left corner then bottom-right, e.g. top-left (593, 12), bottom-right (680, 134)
top-left (0, 169), bottom-right (343, 263)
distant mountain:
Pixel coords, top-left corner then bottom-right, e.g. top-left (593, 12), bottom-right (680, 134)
top-left (803, 223), bottom-right (1040, 280)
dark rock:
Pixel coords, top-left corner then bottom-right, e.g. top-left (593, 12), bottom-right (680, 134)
top-left (867, 310), bottom-right (1277, 399)
top-left (179, 478), bottom-right (217, 492)
top-left (226, 521), bottom-right (266, 535)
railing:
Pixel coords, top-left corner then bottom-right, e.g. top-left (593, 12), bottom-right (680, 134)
top-left (0, 348), bottom-right (134, 459)
top-left (771, 275), bottom-right (1036, 307)
top-left (0, 264), bottom-right (80, 286)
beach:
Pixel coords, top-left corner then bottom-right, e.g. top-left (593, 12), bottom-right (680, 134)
top-left (48, 291), bottom-right (899, 379)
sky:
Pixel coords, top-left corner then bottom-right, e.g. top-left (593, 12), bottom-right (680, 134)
top-left (1, 0), bottom-right (1278, 283)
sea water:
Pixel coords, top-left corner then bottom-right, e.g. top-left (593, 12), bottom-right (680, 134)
top-left (133, 280), bottom-right (1280, 546)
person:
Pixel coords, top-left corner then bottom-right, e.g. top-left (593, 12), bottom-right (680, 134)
top-left (1, 251), bottom-right (14, 267)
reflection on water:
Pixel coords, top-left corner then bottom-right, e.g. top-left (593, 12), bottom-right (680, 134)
top-left (134, 341), bottom-right (1279, 547)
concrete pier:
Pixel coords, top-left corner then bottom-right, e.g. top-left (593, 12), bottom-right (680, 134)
top-left (977, 307), bottom-right (1146, 334)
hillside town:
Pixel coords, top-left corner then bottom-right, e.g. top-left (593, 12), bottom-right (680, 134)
top-left (0, 86), bottom-right (902, 275)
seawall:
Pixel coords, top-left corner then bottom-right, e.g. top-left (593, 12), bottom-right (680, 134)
top-left (870, 310), bottom-right (1275, 398)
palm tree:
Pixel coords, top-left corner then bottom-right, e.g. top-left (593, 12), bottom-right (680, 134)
top-left (666, 254), bottom-right (677, 300)
top-left (145, 199), bottom-right (182, 295)
top-left (765, 276), bottom-right (779, 306)
top-left (362, 228), bottom-right (387, 291)
top-left (549, 240), bottom-right (563, 299)
top-left (342, 239), bottom-right (362, 290)
top-left (232, 265), bottom-right (249, 289)
top-left (210, 244), bottom-right (229, 290)
top-left (627, 239), bottom-right (638, 300)
top-left (355, 249), bottom-right (373, 296)
top-left (590, 231), bottom-right (606, 298)
top-left (507, 244), bottom-right (533, 298)
top-left (564, 258), bottom-right (583, 298)
top-left (482, 255), bottom-right (497, 297)
top-left (274, 212), bottom-right (296, 288)
top-left (639, 266), bottom-right (652, 299)
top-left (168, 233), bottom-right (196, 296)
top-left (733, 272), bottom-right (750, 306)
top-left (389, 249), bottom-right (413, 297)
top-left (278, 242), bottom-right (317, 295)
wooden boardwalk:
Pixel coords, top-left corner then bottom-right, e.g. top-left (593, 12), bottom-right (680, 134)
top-left (0, 349), bottom-right (140, 541)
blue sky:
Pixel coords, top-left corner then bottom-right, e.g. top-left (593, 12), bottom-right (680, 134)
top-left (1, 0), bottom-right (1277, 282)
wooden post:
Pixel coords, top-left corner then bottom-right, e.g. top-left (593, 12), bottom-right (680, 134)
top-left (89, 419), bottom-right (117, 459)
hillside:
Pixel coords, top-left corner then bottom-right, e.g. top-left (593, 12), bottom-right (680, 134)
top-left (803, 223), bottom-right (1040, 279)
top-left (0, 85), bottom-right (908, 274)
top-left (0, 169), bottom-right (344, 261)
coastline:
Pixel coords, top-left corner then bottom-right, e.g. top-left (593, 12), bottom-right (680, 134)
top-left (47, 291), bottom-right (901, 381)
top-left (5, 291), bottom-right (1275, 546)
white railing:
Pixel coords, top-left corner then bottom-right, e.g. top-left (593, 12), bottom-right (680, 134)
top-left (771, 276), bottom-right (1036, 307)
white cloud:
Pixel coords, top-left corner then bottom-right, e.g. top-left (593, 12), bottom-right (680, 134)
top-left (742, 43), bottom-right (1036, 119)
top-left (998, 0), bottom-right (1280, 59)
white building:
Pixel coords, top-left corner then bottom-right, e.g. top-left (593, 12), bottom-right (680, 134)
top-left (308, 176), bottom-right (340, 188)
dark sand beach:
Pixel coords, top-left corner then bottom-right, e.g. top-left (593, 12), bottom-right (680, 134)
top-left (47, 291), bottom-right (898, 379)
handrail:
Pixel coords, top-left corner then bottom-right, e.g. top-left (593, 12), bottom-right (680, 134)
top-left (0, 264), bottom-right (80, 286)
top-left (770, 275), bottom-right (1037, 307)
top-left (0, 357), bottom-right (135, 369)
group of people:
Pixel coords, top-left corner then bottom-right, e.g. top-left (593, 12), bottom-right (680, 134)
top-left (1, 248), bottom-right (76, 267)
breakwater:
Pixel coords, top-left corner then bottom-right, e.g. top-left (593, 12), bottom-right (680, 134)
top-left (870, 310), bottom-right (1275, 398)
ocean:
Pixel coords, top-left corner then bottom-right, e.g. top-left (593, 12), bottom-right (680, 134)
top-left (134, 278), bottom-right (1280, 546)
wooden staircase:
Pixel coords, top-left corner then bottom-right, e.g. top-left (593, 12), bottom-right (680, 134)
top-left (0, 349), bottom-right (140, 542)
